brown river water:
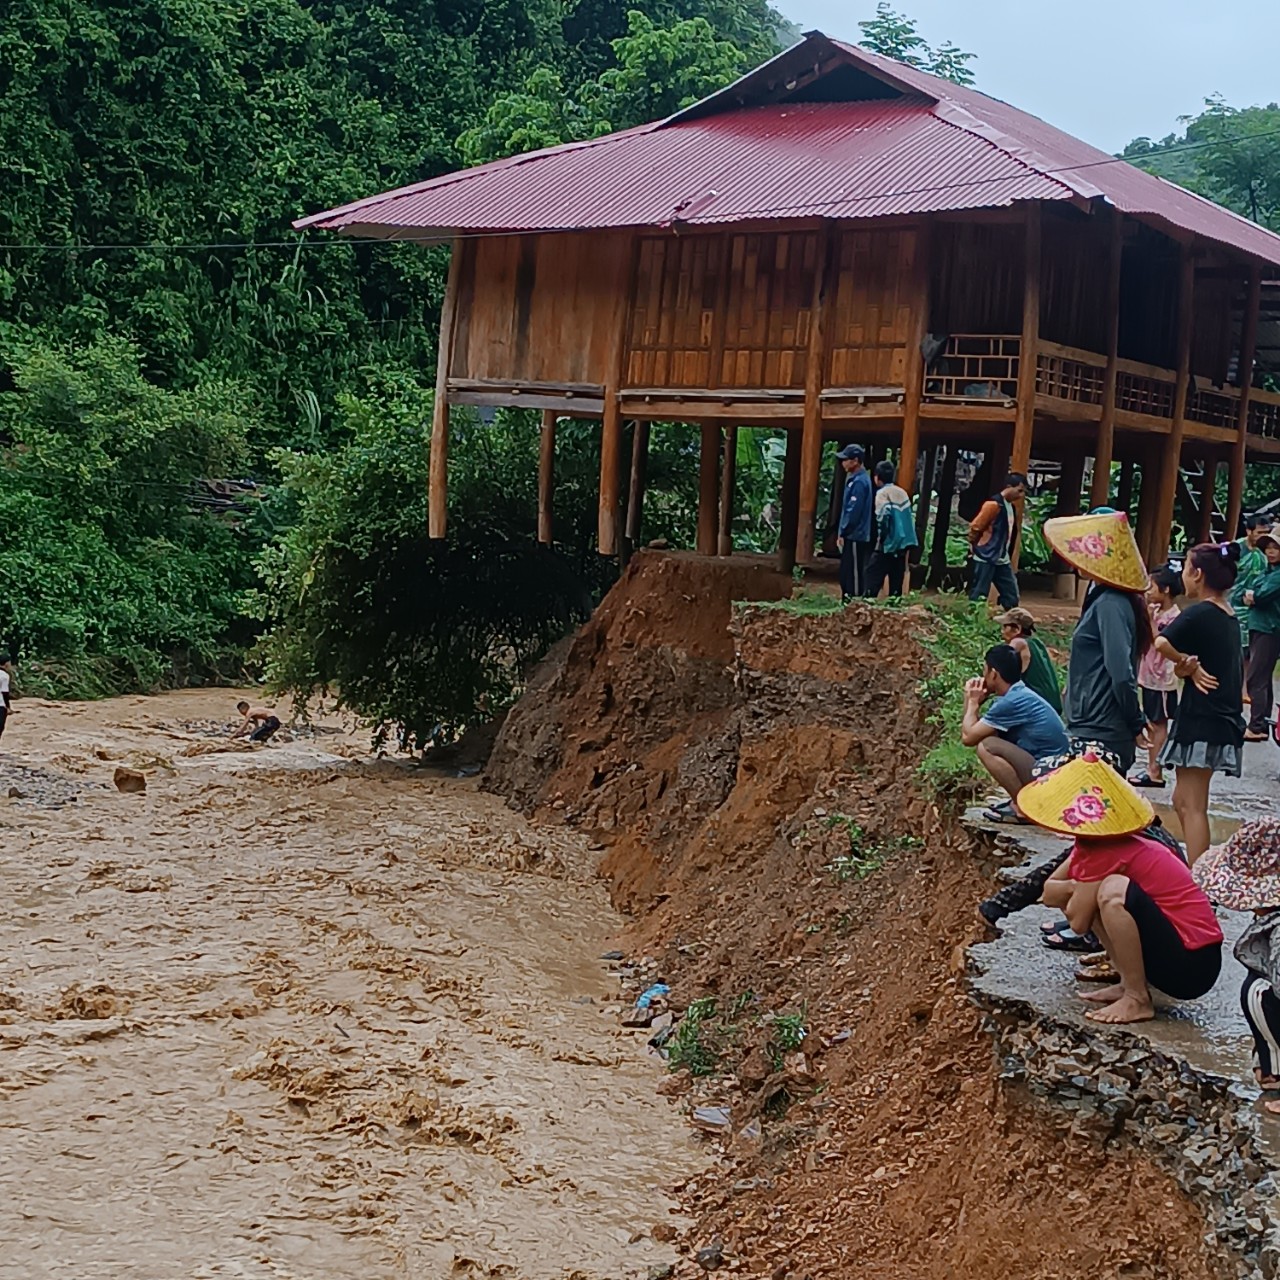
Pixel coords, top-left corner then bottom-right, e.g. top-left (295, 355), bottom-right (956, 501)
top-left (0, 690), bottom-right (700, 1279)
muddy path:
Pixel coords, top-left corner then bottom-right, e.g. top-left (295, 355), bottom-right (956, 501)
top-left (0, 690), bottom-right (699, 1280)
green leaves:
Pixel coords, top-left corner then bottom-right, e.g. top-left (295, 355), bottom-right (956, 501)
top-left (857, 3), bottom-right (976, 86)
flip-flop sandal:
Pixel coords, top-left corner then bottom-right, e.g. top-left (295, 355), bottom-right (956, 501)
top-left (1040, 918), bottom-right (1070, 936)
top-left (1043, 928), bottom-right (1101, 952)
top-left (1076, 960), bottom-right (1118, 983)
top-left (1129, 772), bottom-right (1166, 788)
top-left (1077, 951), bottom-right (1110, 967)
top-left (982, 802), bottom-right (1031, 826)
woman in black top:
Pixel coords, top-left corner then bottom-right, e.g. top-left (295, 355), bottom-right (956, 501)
top-left (1156, 541), bottom-right (1246, 864)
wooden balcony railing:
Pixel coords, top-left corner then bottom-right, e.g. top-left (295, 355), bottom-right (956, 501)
top-left (924, 334), bottom-right (1019, 402)
top-left (1249, 390), bottom-right (1280, 439)
top-left (1035, 342), bottom-right (1105, 407)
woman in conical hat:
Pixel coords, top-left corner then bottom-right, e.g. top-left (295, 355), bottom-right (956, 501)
top-left (1042, 509), bottom-right (1154, 781)
top-left (1022, 754), bottom-right (1223, 1025)
top-left (1194, 819), bottom-right (1280, 1112)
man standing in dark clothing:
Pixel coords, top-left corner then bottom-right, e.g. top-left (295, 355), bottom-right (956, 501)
top-left (968, 471), bottom-right (1028, 609)
top-left (836, 444), bottom-right (873, 602)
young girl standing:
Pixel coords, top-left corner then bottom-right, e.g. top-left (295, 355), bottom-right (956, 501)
top-left (1155, 542), bottom-right (1246, 863)
top-left (1132, 565), bottom-right (1183, 788)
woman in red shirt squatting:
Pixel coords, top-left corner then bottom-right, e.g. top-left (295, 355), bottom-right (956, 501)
top-left (1020, 755), bottom-right (1223, 1025)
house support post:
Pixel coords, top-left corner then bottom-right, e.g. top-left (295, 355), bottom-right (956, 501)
top-left (898, 219), bottom-right (932, 499)
top-left (698, 423), bottom-right (720, 555)
top-left (537, 410), bottom-right (556, 545)
top-left (1153, 247), bottom-right (1196, 563)
top-left (1010, 203), bottom-right (1041, 570)
top-left (1227, 267), bottom-right (1262, 539)
top-left (718, 425), bottom-right (738, 556)
top-left (1117, 459), bottom-right (1135, 517)
top-left (1197, 457), bottom-right (1217, 544)
top-left (626, 420), bottom-right (650, 549)
top-left (1090, 207), bottom-right (1125, 508)
top-left (929, 445), bottom-right (958, 588)
top-left (428, 238), bottom-right (463, 540)
top-left (796, 226), bottom-right (833, 564)
top-left (779, 427), bottom-right (802, 574)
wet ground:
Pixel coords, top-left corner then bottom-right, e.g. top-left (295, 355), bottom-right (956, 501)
top-left (0, 691), bottom-right (701, 1280)
top-left (967, 731), bottom-right (1280, 1153)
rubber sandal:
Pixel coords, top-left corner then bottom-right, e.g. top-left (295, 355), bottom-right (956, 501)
top-left (1040, 918), bottom-right (1070, 936)
top-left (1077, 951), bottom-right (1110, 967)
top-left (1043, 928), bottom-right (1101, 952)
top-left (1076, 959), bottom-right (1118, 983)
top-left (982, 801), bottom-right (1031, 825)
top-left (1129, 771), bottom-right (1166, 788)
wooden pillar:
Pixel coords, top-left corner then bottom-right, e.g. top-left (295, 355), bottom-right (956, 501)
top-left (598, 235), bottom-right (637, 556)
top-left (537, 410), bottom-right (557, 545)
top-left (1057, 449), bottom-right (1087, 517)
top-left (1011, 204), bottom-right (1042, 481)
top-left (428, 238), bottom-right (464, 540)
top-left (1090, 207), bottom-right (1125, 509)
top-left (626, 420), bottom-right (650, 547)
top-left (717, 425), bottom-right (738, 555)
top-left (796, 227), bottom-right (833, 564)
top-left (1227, 267), bottom-right (1262, 539)
top-left (1152, 247), bottom-right (1196, 562)
top-left (913, 446), bottom-right (935, 557)
top-left (778, 427), bottom-right (802, 574)
top-left (1197, 458), bottom-right (1217, 544)
top-left (929, 444), bottom-right (959, 587)
top-left (899, 222), bottom-right (932, 499)
top-left (1135, 446), bottom-right (1161, 563)
top-left (1117, 458), bottom-right (1135, 516)
top-left (697, 422), bottom-right (720, 555)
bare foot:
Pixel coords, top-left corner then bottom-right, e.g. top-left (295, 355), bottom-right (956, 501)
top-left (1264, 1099), bottom-right (1280, 1116)
top-left (1087, 991), bottom-right (1154, 1024)
top-left (1255, 1069), bottom-right (1280, 1089)
top-left (1079, 984), bottom-right (1124, 1005)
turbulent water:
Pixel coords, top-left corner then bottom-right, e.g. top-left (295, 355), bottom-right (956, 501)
top-left (0, 690), bottom-right (699, 1279)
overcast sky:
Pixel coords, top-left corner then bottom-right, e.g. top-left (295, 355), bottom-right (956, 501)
top-left (777, 0), bottom-right (1278, 153)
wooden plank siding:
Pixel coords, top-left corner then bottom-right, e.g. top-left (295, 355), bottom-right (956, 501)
top-left (826, 227), bottom-right (917, 388)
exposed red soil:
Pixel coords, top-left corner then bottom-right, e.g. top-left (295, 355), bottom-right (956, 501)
top-left (485, 553), bottom-right (1225, 1280)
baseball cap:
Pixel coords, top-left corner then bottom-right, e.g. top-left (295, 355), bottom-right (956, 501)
top-left (835, 444), bottom-right (865, 461)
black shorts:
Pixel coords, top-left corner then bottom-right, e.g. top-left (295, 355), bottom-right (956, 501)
top-left (249, 716), bottom-right (281, 743)
top-left (1141, 687), bottom-right (1178, 725)
top-left (0, 705), bottom-right (6, 740)
top-left (1125, 881), bottom-right (1221, 1000)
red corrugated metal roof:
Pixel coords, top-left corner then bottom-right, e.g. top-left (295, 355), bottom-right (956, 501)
top-left (295, 33), bottom-right (1280, 268)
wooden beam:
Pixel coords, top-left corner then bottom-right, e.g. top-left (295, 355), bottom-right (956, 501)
top-left (626, 420), bottom-right (650, 546)
top-left (929, 444), bottom-right (959, 587)
top-left (898, 219), bottom-right (932, 497)
top-left (1089, 207), bottom-right (1125, 509)
top-left (537, 410), bottom-right (556, 545)
top-left (779, 428), bottom-right (801, 574)
top-left (1226, 267), bottom-right (1262, 539)
top-left (718, 425), bottom-right (738, 556)
top-left (796, 226), bottom-right (833, 564)
top-left (1135, 445), bottom-right (1162, 564)
top-left (428, 238), bottom-right (464, 540)
top-left (1011, 203), bottom-right (1041, 492)
top-left (1197, 458), bottom-right (1217, 544)
top-left (597, 235), bottom-right (638, 555)
top-left (1058, 448), bottom-right (1087, 517)
top-left (1152, 247), bottom-right (1197, 561)
top-left (698, 422), bottom-right (720, 555)
top-left (912, 446), bottom-right (935, 559)
top-left (1117, 458), bottom-right (1135, 515)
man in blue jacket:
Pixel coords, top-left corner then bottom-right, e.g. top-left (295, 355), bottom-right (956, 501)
top-left (836, 443), bottom-right (874, 601)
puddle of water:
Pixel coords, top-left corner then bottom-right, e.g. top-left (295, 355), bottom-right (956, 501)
top-left (1150, 802), bottom-right (1241, 846)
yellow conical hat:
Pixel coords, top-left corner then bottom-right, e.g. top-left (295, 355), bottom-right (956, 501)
top-left (1016, 753), bottom-right (1154, 838)
top-left (1043, 511), bottom-right (1148, 592)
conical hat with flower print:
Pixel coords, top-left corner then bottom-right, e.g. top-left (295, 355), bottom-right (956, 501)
top-left (1043, 511), bottom-right (1149, 592)
top-left (1016, 753), bottom-right (1154, 838)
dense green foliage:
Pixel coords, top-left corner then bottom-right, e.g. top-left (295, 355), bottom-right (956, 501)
top-left (857, 3), bottom-right (975, 85)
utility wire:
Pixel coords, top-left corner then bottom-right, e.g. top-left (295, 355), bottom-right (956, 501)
top-left (0, 122), bottom-right (1277, 253)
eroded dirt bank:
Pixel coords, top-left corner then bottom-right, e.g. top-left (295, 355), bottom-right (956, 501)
top-left (487, 552), bottom-right (1227, 1280)
top-left (0, 691), bottom-right (702, 1280)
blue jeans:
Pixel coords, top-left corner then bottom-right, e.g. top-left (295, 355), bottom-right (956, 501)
top-left (969, 558), bottom-right (1019, 609)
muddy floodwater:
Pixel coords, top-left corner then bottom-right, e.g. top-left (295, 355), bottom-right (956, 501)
top-left (0, 690), bottom-right (700, 1280)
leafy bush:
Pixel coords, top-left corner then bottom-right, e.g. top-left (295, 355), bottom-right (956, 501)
top-left (0, 337), bottom-right (257, 697)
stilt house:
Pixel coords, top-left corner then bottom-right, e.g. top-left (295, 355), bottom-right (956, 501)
top-left (297, 33), bottom-right (1280, 570)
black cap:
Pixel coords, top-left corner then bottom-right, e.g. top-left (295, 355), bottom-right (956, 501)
top-left (836, 443), bottom-right (865, 461)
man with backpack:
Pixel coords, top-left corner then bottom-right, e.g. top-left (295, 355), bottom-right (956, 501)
top-left (968, 470), bottom-right (1028, 609)
top-left (866, 460), bottom-right (919, 598)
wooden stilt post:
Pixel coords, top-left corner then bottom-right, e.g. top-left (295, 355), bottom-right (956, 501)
top-left (626, 420), bottom-right (650, 548)
top-left (1135, 446), bottom-right (1161, 564)
top-left (429, 238), bottom-right (464, 540)
top-left (1153, 246), bottom-right (1196, 562)
top-left (1197, 458), bottom-right (1217, 544)
top-left (537, 409), bottom-right (557, 545)
top-left (1010, 204), bottom-right (1041, 571)
top-left (899, 220), bottom-right (932, 499)
top-left (1227, 267), bottom-right (1262, 539)
top-left (718, 425), bottom-right (738, 556)
top-left (1058, 449), bottom-right (1087, 517)
top-left (697, 422), bottom-right (720, 555)
top-left (913, 446), bottom-right (935, 553)
top-left (1117, 458), bottom-right (1135, 516)
top-left (599, 234), bottom-right (637, 556)
top-left (779, 427), bottom-right (801, 574)
top-left (929, 444), bottom-right (958, 588)
top-left (796, 227), bottom-right (833, 564)
top-left (1090, 207), bottom-right (1124, 509)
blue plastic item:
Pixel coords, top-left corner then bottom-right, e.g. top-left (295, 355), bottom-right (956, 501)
top-left (635, 983), bottom-right (669, 1009)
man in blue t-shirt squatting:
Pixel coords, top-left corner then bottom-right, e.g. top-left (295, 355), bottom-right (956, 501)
top-left (960, 643), bottom-right (1070, 817)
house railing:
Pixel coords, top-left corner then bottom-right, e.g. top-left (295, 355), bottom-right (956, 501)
top-left (924, 334), bottom-right (1019, 402)
top-left (1034, 341), bottom-right (1105, 407)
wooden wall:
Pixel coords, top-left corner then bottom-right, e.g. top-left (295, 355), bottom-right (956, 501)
top-left (827, 227), bottom-right (917, 386)
top-left (930, 223), bottom-right (1022, 336)
top-left (450, 231), bottom-right (631, 385)
top-left (1040, 218), bottom-right (1109, 352)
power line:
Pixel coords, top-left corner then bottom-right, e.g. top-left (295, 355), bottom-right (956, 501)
top-left (0, 122), bottom-right (1278, 254)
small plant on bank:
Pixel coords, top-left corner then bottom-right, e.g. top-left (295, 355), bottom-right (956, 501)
top-left (767, 1008), bottom-right (807, 1070)
top-left (820, 814), bottom-right (921, 882)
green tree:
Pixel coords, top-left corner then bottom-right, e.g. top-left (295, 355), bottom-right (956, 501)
top-left (857, 3), bottom-right (976, 85)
